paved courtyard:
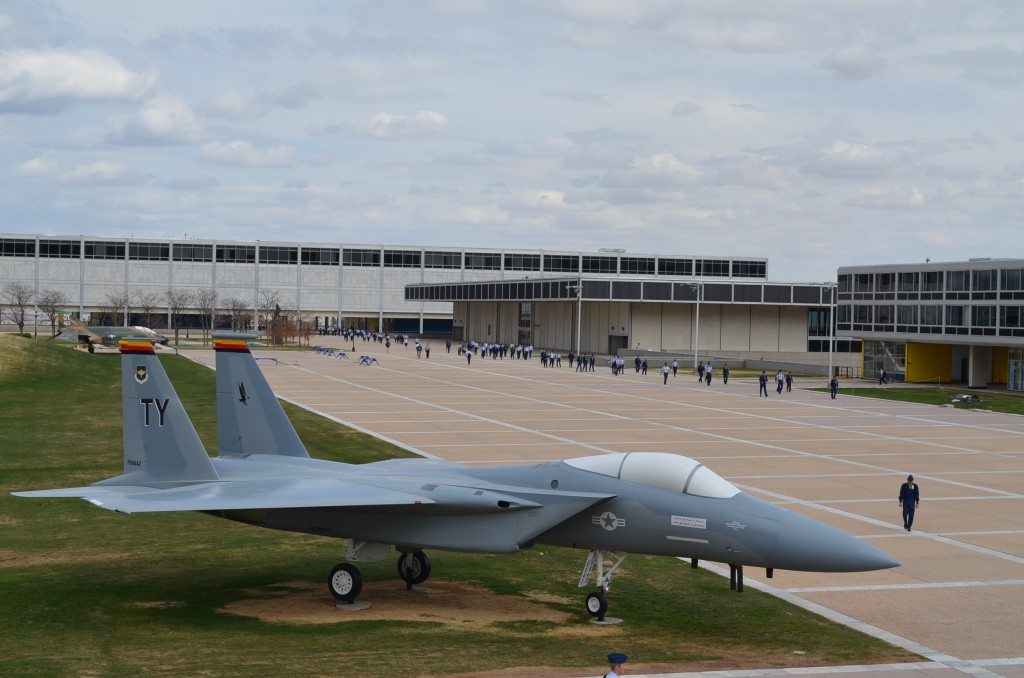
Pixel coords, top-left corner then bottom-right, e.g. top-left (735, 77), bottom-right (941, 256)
top-left (189, 339), bottom-right (1024, 678)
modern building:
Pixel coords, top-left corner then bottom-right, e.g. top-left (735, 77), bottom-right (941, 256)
top-left (836, 259), bottom-right (1024, 390)
top-left (1, 233), bottom-right (856, 368)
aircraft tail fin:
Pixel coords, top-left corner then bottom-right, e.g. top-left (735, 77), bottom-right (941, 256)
top-left (117, 340), bottom-right (219, 483)
top-left (213, 332), bottom-right (309, 458)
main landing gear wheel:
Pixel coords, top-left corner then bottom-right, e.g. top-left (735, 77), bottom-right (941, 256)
top-left (328, 562), bottom-right (363, 602)
top-left (397, 551), bottom-right (431, 587)
top-left (585, 591), bottom-right (608, 620)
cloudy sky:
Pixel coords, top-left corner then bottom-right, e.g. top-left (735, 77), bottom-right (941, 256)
top-left (2, 1), bottom-right (1023, 282)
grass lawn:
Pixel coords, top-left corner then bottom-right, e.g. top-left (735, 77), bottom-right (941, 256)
top-left (0, 334), bottom-right (919, 676)
top-left (812, 384), bottom-right (1024, 415)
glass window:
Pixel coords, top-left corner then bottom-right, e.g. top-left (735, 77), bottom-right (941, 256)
top-left (946, 270), bottom-right (967, 291)
top-left (1002, 306), bottom-right (1022, 327)
top-left (922, 271), bottom-right (943, 291)
top-left (946, 305), bottom-right (965, 326)
top-left (697, 259), bottom-right (729, 276)
top-left (424, 251), bottom-right (461, 268)
top-left (174, 243), bottom-right (213, 262)
top-left (1001, 268), bottom-right (1022, 291)
top-left (807, 308), bottom-right (831, 336)
top-left (876, 273), bottom-right (894, 292)
top-left (855, 274), bottom-right (872, 292)
top-left (582, 256), bottom-right (617, 274)
top-left (732, 260), bottom-right (767, 278)
top-left (1, 238), bottom-right (37, 257)
top-left (383, 250), bottom-right (421, 267)
top-left (620, 257), bottom-right (655, 275)
top-left (898, 272), bottom-right (918, 292)
top-left (544, 254), bottom-right (578, 273)
top-left (217, 245), bottom-right (256, 263)
top-left (972, 269), bottom-right (996, 291)
top-left (972, 305), bottom-right (996, 326)
top-left (854, 305), bottom-right (872, 323)
top-left (898, 305), bottom-right (917, 324)
top-left (658, 258), bottom-right (692, 276)
top-left (342, 248), bottom-right (380, 266)
top-left (129, 242), bottom-right (169, 261)
top-left (504, 253), bottom-right (540, 271)
top-left (837, 274), bottom-right (851, 293)
top-left (301, 248), bottom-right (339, 265)
top-left (921, 305), bottom-right (941, 325)
top-left (259, 246), bottom-right (298, 264)
top-left (39, 239), bottom-right (78, 258)
top-left (465, 252), bottom-right (500, 269)
top-left (875, 304), bottom-right (894, 324)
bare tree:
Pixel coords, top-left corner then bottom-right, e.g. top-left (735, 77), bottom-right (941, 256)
top-left (257, 288), bottom-right (282, 342)
top-left (133, 289), bottom-right (163, 329)
top-left (1, 282), bottom-right (34, 334)
top-left (193, 288), bottom-right (218, 345)
top-left (37, 289), bottom-right (71, 338)
top-left (165, 288), bottom-right (195, 347)
top-left (103, 291), bottom-right (132, 326)
top-left (223, 295), bottom-right (251, 332)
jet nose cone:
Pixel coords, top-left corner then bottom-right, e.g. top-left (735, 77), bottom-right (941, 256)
top-left (777, 513), bottom-right (899, 572)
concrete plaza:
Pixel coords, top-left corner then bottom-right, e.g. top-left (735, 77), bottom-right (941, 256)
top-left (188, 339), bottom-right (1024, 678)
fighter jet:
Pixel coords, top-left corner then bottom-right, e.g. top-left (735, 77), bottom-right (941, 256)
top-left (14, 332), bottom-right (898, 620)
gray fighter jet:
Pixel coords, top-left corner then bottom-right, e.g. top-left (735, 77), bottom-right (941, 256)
top-left (14, 333), bottom-right (898, 619)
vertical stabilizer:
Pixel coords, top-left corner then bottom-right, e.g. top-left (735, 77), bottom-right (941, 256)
top-left (118, 340), bottom-right (219, 482)
top-left (213, 332), bottom-right (309, 458)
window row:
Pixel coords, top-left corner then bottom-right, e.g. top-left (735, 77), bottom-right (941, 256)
top-left (840, 268), bottom-right (1024, 294)
top-left (845, 304), bottom-right (1013, 327)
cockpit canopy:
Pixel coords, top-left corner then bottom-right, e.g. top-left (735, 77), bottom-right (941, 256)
top-left (564, 452), bottom-right (740, 498)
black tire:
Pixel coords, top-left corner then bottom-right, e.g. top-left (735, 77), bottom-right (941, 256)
top-left (328, 562), bottom-right (363, 602)
top-left (397, 551), bottom-right (431, 585)
top-left (585, 591), bottom-right (608, 619)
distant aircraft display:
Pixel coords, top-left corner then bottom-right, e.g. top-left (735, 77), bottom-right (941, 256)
top-left (14, 332), bottom-right (898, 619)
top-left (57, 318), bottom-right (169, 346)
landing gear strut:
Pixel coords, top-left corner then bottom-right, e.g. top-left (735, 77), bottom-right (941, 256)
top-left (729, 564), bottom-right (744, 592)
top-left (578, 549), bottom-right (628, 622)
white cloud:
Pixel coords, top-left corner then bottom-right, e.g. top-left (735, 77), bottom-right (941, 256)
top-left (819, 47), bottom-right (888, 82)
top-left (59, 161), bottom-right (134, 184)
top-left (805, 140), bottom-right (909, 179)
top-left (108, 93), bottom-right (204, 145)
top-left (359, 110), bottom-right (450, 140)
top-left (201, 140), bottom-right (299, 167)
top-left (0, 48), bottom-right (155, 112)
top-left (17, 155), bottom-right (58, 176)
top-left (603, 153), bottom-right (701, 190)
top-left (206, 91), bottom-right (267, 120)
top-left (848, 185), bottom-right (926, 209)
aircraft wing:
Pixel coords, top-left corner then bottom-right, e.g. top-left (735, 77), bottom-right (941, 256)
top-left (13, 478), bottom-right (438, 515)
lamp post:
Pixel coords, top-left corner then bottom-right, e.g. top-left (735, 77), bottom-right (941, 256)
top-left (825, 283), bottom-right (837, 380)
top-left (690, 282), bottom-right (703, 371)
top-left (567, 277), bottom-right (582, 355)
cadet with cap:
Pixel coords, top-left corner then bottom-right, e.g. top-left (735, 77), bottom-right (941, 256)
top-left (605, 653), bottom-right (627, 678)
top-left (898, 474), bottom-right (920, 532)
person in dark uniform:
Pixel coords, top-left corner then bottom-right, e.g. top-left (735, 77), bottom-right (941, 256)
top-left (898, 474), bottom-right (920, 531)
top-left (604, 653), bottom-right (627, 678)
top-left (759, 371), bottom-right (768, 397)
top-left (829, 376), bottom-right (839, 399)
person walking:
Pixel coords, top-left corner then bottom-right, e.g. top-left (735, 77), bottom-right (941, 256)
top-left (759, 371), bottom-right (769, 397)
top-left (705, 362), bottom-right (712, 385)
top-left (880, 367), bottom-right (887, 385)
top-left (898, 475), bottom-right (920, 531)
top-left (662, 363), bottom-right (670, 385)
top-left (722, 363), bottom-right (729, 385)
top-left (829, 376), bottom-right (839, 399)
top-left (785, 372), bottom-right (793, 392)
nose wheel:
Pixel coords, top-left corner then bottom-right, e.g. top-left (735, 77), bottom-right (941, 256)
top-left (578, 550), bottom-right (627, 622)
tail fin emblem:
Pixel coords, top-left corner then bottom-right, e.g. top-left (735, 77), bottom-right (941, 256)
top-left (135, 366), bottom-right (148, 384)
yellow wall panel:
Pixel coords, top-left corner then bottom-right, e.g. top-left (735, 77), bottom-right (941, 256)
top-left (906, 342), bottom-right (952, 384)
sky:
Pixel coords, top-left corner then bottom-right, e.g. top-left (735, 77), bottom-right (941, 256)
top-left (2, 1), bottom-right (1023, 282)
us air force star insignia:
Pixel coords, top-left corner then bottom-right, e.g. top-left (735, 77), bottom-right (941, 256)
top-left (725, 521), bottom-right (746, 531)
top-left (592, 511), bottom-right (626, 531)
top-left (134, 366), bottom-right (148, 384)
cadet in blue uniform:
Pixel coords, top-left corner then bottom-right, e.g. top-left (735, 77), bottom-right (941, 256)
top-left (605, 653), bottom-right (627, 678)
top-left (898, 474), bottom-right (920, 531)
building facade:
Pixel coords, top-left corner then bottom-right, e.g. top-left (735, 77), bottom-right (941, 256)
top-left (836, 259), bottom-right (1024, 390)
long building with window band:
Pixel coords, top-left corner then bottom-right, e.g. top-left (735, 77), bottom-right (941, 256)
top-left (836, 259), bottom-right (1024, 390)
top-left (1, 233), bottom-right (857, 366)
